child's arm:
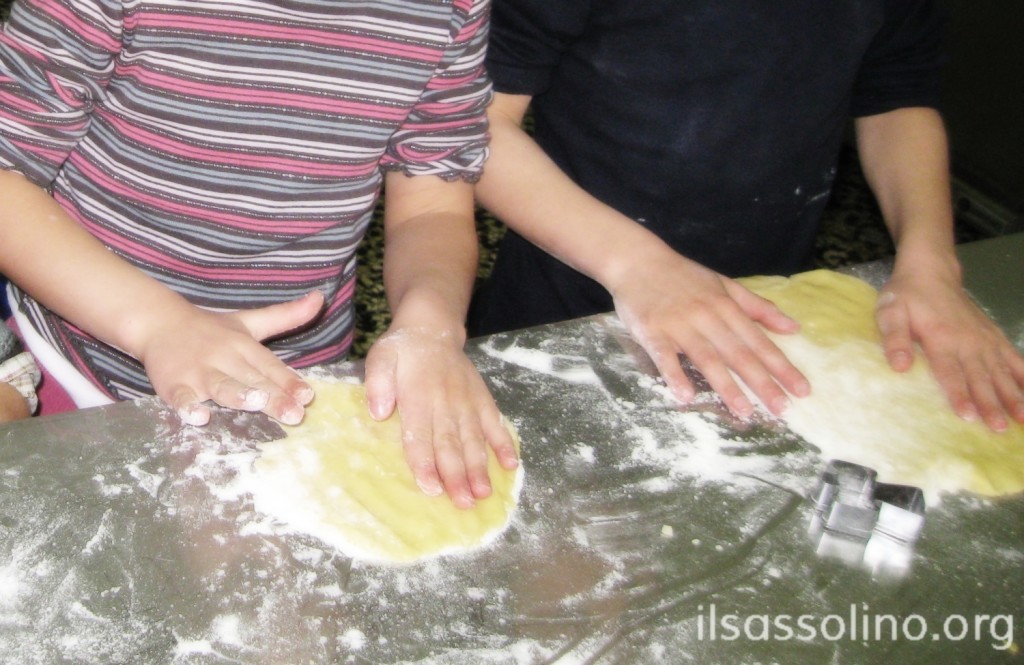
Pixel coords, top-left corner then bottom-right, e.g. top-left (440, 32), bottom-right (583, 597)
top-left (363, 171), bottom-right (519, 510)
top-left (0, 170), bottom-right (321, 425)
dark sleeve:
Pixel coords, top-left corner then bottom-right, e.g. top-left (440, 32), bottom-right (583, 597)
top-left (850, 0), bottom-right (947, 117)
top-left (486, 0), bottom-right (592, 95)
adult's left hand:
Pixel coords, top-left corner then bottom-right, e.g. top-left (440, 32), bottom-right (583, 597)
top-left (877, 269), bottom-right (1024, 431)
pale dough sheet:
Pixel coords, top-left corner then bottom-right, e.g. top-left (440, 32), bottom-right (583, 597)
top-left (251, 379), bottom-right (522, 564)
top-left (739, 270), bottom-right (1024, 499)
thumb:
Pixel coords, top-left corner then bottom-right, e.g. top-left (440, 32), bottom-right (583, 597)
top-left (725, 280), bottom-right (800, 334)
top-left (363, 335), bottom-right (400, 421)
top-left (167, 385), bottom-right (211, 426)
top-left (233, 291), bottom-right (325, 342)
top-left (875, 291), bottom-right (914, 372)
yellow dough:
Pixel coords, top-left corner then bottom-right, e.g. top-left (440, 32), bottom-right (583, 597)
top-left (738, 269), bottom-right (1024, 499)
top-left (251, 379), bottom-right (522, 563)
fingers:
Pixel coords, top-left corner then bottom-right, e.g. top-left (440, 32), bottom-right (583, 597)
top-left (145, 296), bottom-right (324, 427)
top-left (876, 290), bottom-right (915, 372)
top-left (168, 385), bottom-right (211, 426)
top-left (928, 343), bottom-right (1024, 432)
top-left (643, 335), bottom-right (697, 404)
top-left (365, 329), bottom-right (517, 509)
top-left (625, 288), bottom-right (809, 419)
top-left (724, 280), bottom-right (801, 335)
top-left (1007, 353), bottom-right (1024, 424)
top-left (398, 399), bottom-right (496, 510)
top-left (880, 280), bottom-right (1024, 431)
top-left (165, 363), bottom-right (311, 427)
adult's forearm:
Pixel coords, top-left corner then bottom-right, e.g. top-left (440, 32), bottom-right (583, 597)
top-left (854, 107), bottom-right (960, 278)
top-left (475, 98), bottom-right (680, 297)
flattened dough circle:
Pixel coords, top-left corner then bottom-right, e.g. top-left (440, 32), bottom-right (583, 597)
top-left (251, 379), bottom-right (523, 563)
top-left (738, 270), bottom-right (1024, 499)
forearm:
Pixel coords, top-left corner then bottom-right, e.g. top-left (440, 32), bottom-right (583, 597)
top-left (0, 170), bottom-right (199, 360)
top-left (854, 107), bottom-right (960, 281)
top-left (474, 96), bottom-right (681, 296)
top-left (382, 173), bottom-right (478, 342)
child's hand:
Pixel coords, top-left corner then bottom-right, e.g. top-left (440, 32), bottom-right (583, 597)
top-left (363, 325), bottom-right (519, 509)
top-left (137, 292), bottom-right (325, 426)
top-left (0, 383), bottom-right (32, 422)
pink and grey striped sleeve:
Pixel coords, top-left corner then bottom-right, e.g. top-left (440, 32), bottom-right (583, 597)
top-left (382, 0), bottom-right (492, 182)
top-left (0, 0), bottom-right (123, 185)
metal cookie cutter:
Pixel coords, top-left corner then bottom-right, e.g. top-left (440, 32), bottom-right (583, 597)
top-left (808, 460), bottom-right (925, 577)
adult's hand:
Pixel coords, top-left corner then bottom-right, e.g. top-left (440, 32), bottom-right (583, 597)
top-left (363, 324), bottom-right (518, 510)
top-left (611, 251), bottom-right (810, 418)
top-left (877, 268), bottom-right (1024, 431)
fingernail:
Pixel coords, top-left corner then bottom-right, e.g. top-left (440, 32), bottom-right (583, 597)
top-left (369, 400), bottom-right (391, 420)
top-left (675, 387), bottom-right (696, 404)
top-left (891, 351), bottom-right (911, 370)
top-left (241, 388), bottom-right (269, 410)
top-left (279, 405), bottom-right (304, 426)
top-left (178, 403), bottom-right (208, 426)
top-left (771, 396), bottom-right (789, 415)
top-left (294, 385), bottom-right (315, 405)
top-left (416, 476), bottom-right (444, 497)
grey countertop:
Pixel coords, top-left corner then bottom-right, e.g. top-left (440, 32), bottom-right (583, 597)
top-left (0, 234), bottom-right (1021, 664)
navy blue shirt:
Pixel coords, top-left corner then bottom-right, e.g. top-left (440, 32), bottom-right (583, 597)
top-left (470, 0), bottom-right (945, 334)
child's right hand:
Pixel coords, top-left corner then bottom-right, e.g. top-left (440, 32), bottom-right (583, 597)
top-left (136, 291), bottom-right (325, 426)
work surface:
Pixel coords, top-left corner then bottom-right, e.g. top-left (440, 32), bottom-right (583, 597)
top-left (1, 234), bottom-right (1022, 664)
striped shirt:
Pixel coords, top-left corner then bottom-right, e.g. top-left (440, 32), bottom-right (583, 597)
top-left (0, 0), bottom-right (492, 400)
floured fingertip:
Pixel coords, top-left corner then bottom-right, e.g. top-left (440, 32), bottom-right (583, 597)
top-left (240, 388), bottom-right (269, 411)
top-left (178, 403), bottom-right (210, 426)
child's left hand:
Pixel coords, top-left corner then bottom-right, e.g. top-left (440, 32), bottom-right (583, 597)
top-left (0, 383), bottom-right (32, 422)
top-left (363, 325), bottom-right (519, 509)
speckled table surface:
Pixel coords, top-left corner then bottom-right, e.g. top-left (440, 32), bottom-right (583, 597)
top-left (0, 235), bottom-right (1020, 664)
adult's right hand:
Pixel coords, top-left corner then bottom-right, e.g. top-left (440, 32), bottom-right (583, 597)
top-left (610, 251), bottom-right (810, 418)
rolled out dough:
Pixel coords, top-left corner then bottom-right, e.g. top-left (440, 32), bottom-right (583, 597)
top-left (251, 379), bottom-right (523, 564)
top-left (737, 269), bottom-right (1024, 499)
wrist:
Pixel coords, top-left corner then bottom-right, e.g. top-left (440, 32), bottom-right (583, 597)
top-left (118, 296), bottom-right (203, 362)
top-left (388, 289), bottom-right (468, 347)
top-left (892, 239), bottom-right (962, 287)
top-left (600, 232), bottom-right (682, 298)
